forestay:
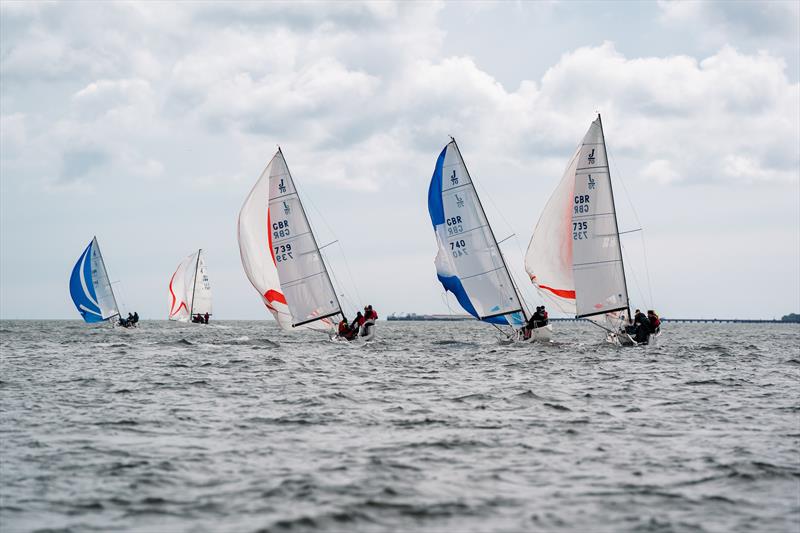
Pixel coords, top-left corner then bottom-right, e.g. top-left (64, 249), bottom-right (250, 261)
top-left (168, 250), bottom-right (212, 321)
top-left (69, 237), bottom-right (119, 323)
top-left (427, 140), bottom-right (525, 326)
top-left (238, 149), bottom-right (341, 331)
top-left (525, 116), bottom-right (629, 318)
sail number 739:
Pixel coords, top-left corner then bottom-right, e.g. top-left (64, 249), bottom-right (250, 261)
top-left (450, 239), bottom-right (468, 257)
top-left (573, 221), bottom-right (588, 240)
top-left (274, 243), bottom-right (293, 262)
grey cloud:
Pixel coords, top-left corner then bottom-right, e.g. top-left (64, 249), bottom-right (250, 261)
top-left (60, 149), bottom-right (108, 182)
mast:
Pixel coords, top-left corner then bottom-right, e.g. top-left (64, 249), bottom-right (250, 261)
top-left (597, 114), bottom-right (631, 321)
top-left (189, 248), bottom-right (201, 317)
top-left (449, 138), bottom-right (528, 322)
top-left (278, 147), bottom-right (344, 324)
top-left (93, 236), bottom-right (120, 320)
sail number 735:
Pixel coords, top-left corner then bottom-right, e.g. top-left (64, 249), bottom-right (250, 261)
top-left (274, 243), bottom-right (293, 262)
top-left (450, 239), bottom-right (468, 257)
top-left (573, 221), bottom-right (588, 240)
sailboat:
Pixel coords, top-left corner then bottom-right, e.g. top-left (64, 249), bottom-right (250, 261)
top-left (525, 114), bottom-right (648, 346)
top-left (238, 148), bottom-right (359, 338)
top-left (427, 138), bottom-right (551, 341)
top-left (168, 249), bottom-right (212, 323)
top-left (69, 236), bottom-right (121, 324)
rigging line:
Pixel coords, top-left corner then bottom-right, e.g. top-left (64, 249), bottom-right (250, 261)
top-left (620, 242), bottom-right (648, 310)
top-left (586, 317), bottom-right (615, 334)
top-left (291, 172), bottom-right (364, 307)
top-left (320, 248), bottom-right (351, 317)
top-left (606, 146), bottom-right (655, 306)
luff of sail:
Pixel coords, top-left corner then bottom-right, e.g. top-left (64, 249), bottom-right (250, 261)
top-left (69, 237), bottom-right (119, 323)
top-left (168, 250), bottom-right (212, 321)
top-left (427, 140), bottom-right (525, 326)
top-left (525, 116), bottom-right (629, 318)
top-left (238, 149), bottom-right (341, 332)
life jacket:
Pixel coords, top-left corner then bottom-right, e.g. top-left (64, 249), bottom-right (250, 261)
top-left (650, 315), bottom-right (661, 329)
top-left (357, 315), bottom-right (366, 326)
top-left (338, 321), bottom-right (349, 335)
top-left (368, 310), bottom-right (378, 320)
top-left (542, 311), bottom-right (548, 320)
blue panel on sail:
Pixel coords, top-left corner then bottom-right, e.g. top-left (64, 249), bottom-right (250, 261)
top-left (69, 240), bottom-right (103, 323)
top-left (427, 146), bottom-right (447, 228)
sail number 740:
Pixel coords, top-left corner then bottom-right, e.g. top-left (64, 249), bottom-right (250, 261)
top-left (450, 239), bottom-right (468, 257)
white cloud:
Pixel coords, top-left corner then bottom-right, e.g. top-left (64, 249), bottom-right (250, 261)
top-left (1, 1), bottom-right (798, 319)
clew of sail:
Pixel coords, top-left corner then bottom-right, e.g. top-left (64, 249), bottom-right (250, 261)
top-left (238, 149), bottom-right (341, 332)
top-left (168, 250), bottom-right (212, 321)
top-left (525, 116), bottom-right (629, 319)
top-left (427, 140), bottom-right (525, 326)
top-left (69, 237), bottom-right (119, 323)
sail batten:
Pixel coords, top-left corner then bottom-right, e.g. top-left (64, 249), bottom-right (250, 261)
top-left (525, 116), bottom-right (630, 319)
top-left (428, 140), bottom-right (525, 327)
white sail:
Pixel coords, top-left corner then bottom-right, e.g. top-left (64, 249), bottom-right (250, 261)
top-left (168, 253), bottom-right (194, 322)
top-left (169, 250), bottom-right (213, 322)
top-left (238, 149), bottom-right (341, 332)
top-left (90, 237), bottom-right (119, 320)
top-left (191, 251), bottom-right (212, 316)
top-left (525, 116), bottom-right (629, 318)
top-left (428, 140), bottom-right (525, 326)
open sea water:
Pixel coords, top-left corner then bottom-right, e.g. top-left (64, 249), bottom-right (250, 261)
top-left (1, 320), bottom-right (798, 533)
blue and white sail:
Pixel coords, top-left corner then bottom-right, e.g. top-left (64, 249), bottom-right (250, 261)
top-left (69, 237), bottom-right (119, 323)
top-left (427, 140), bottom-right (525, 326)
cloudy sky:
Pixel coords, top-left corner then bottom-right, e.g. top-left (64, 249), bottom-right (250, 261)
top-left (1, 1), bottom-right (798, 320)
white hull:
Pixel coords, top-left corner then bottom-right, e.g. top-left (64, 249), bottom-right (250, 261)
top-left (607, 329), bottom-right (662, 347)
top-left (332, 322), bottom-right (376, 344)
top-left (506, 324), bottom-right (554, 344)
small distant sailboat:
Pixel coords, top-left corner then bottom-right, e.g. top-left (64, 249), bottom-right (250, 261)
top-left (168, 249), bottom-right (212, 323)
top-left (525, 114), bottom-right (647, 346)
top-left (238, 148), bottom-right (357, 337)
top-left (427, 138), bottom-right (550, 341)
top-left (69, 237), bottom-right (120, 324)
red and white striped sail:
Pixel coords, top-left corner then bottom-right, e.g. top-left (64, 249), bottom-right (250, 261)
top-left (168, 249), bottom-right (212, 321)
top-left (525, 116), bottom-right (629, 318)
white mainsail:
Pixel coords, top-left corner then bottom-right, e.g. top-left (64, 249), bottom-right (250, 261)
top-left (428, 139), bottom-right (526, 326)
top-left (168, 249), bottom-right (212, 322)
top-left (238, 149), bottom-right (341, 332)
top-left (525, 115), bottom-right (630, 319)
top-left (89, 237), bottom-right (120, 320)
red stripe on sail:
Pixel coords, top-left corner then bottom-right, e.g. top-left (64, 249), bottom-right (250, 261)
top-left (539, 284), bottom-right (576, 299)
top-left (267, 208), bottom-right (277, 267)
top-left (264, 289), bottom-right (287, 305)
top-left (168, 269), bottom-right (188, 317)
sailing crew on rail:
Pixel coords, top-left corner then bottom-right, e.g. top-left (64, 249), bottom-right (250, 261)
top-left (631, 309), bottom-right (651, 343)
top-left (526, 306), bottom-right (548, 330)
top-left (350, 311), bottom-right (364, 337)
top-left (647, 310), bottom-right (660, 334)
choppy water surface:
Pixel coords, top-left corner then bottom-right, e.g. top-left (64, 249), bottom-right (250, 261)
top-left (1, 320), bottom-right (798, 532)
